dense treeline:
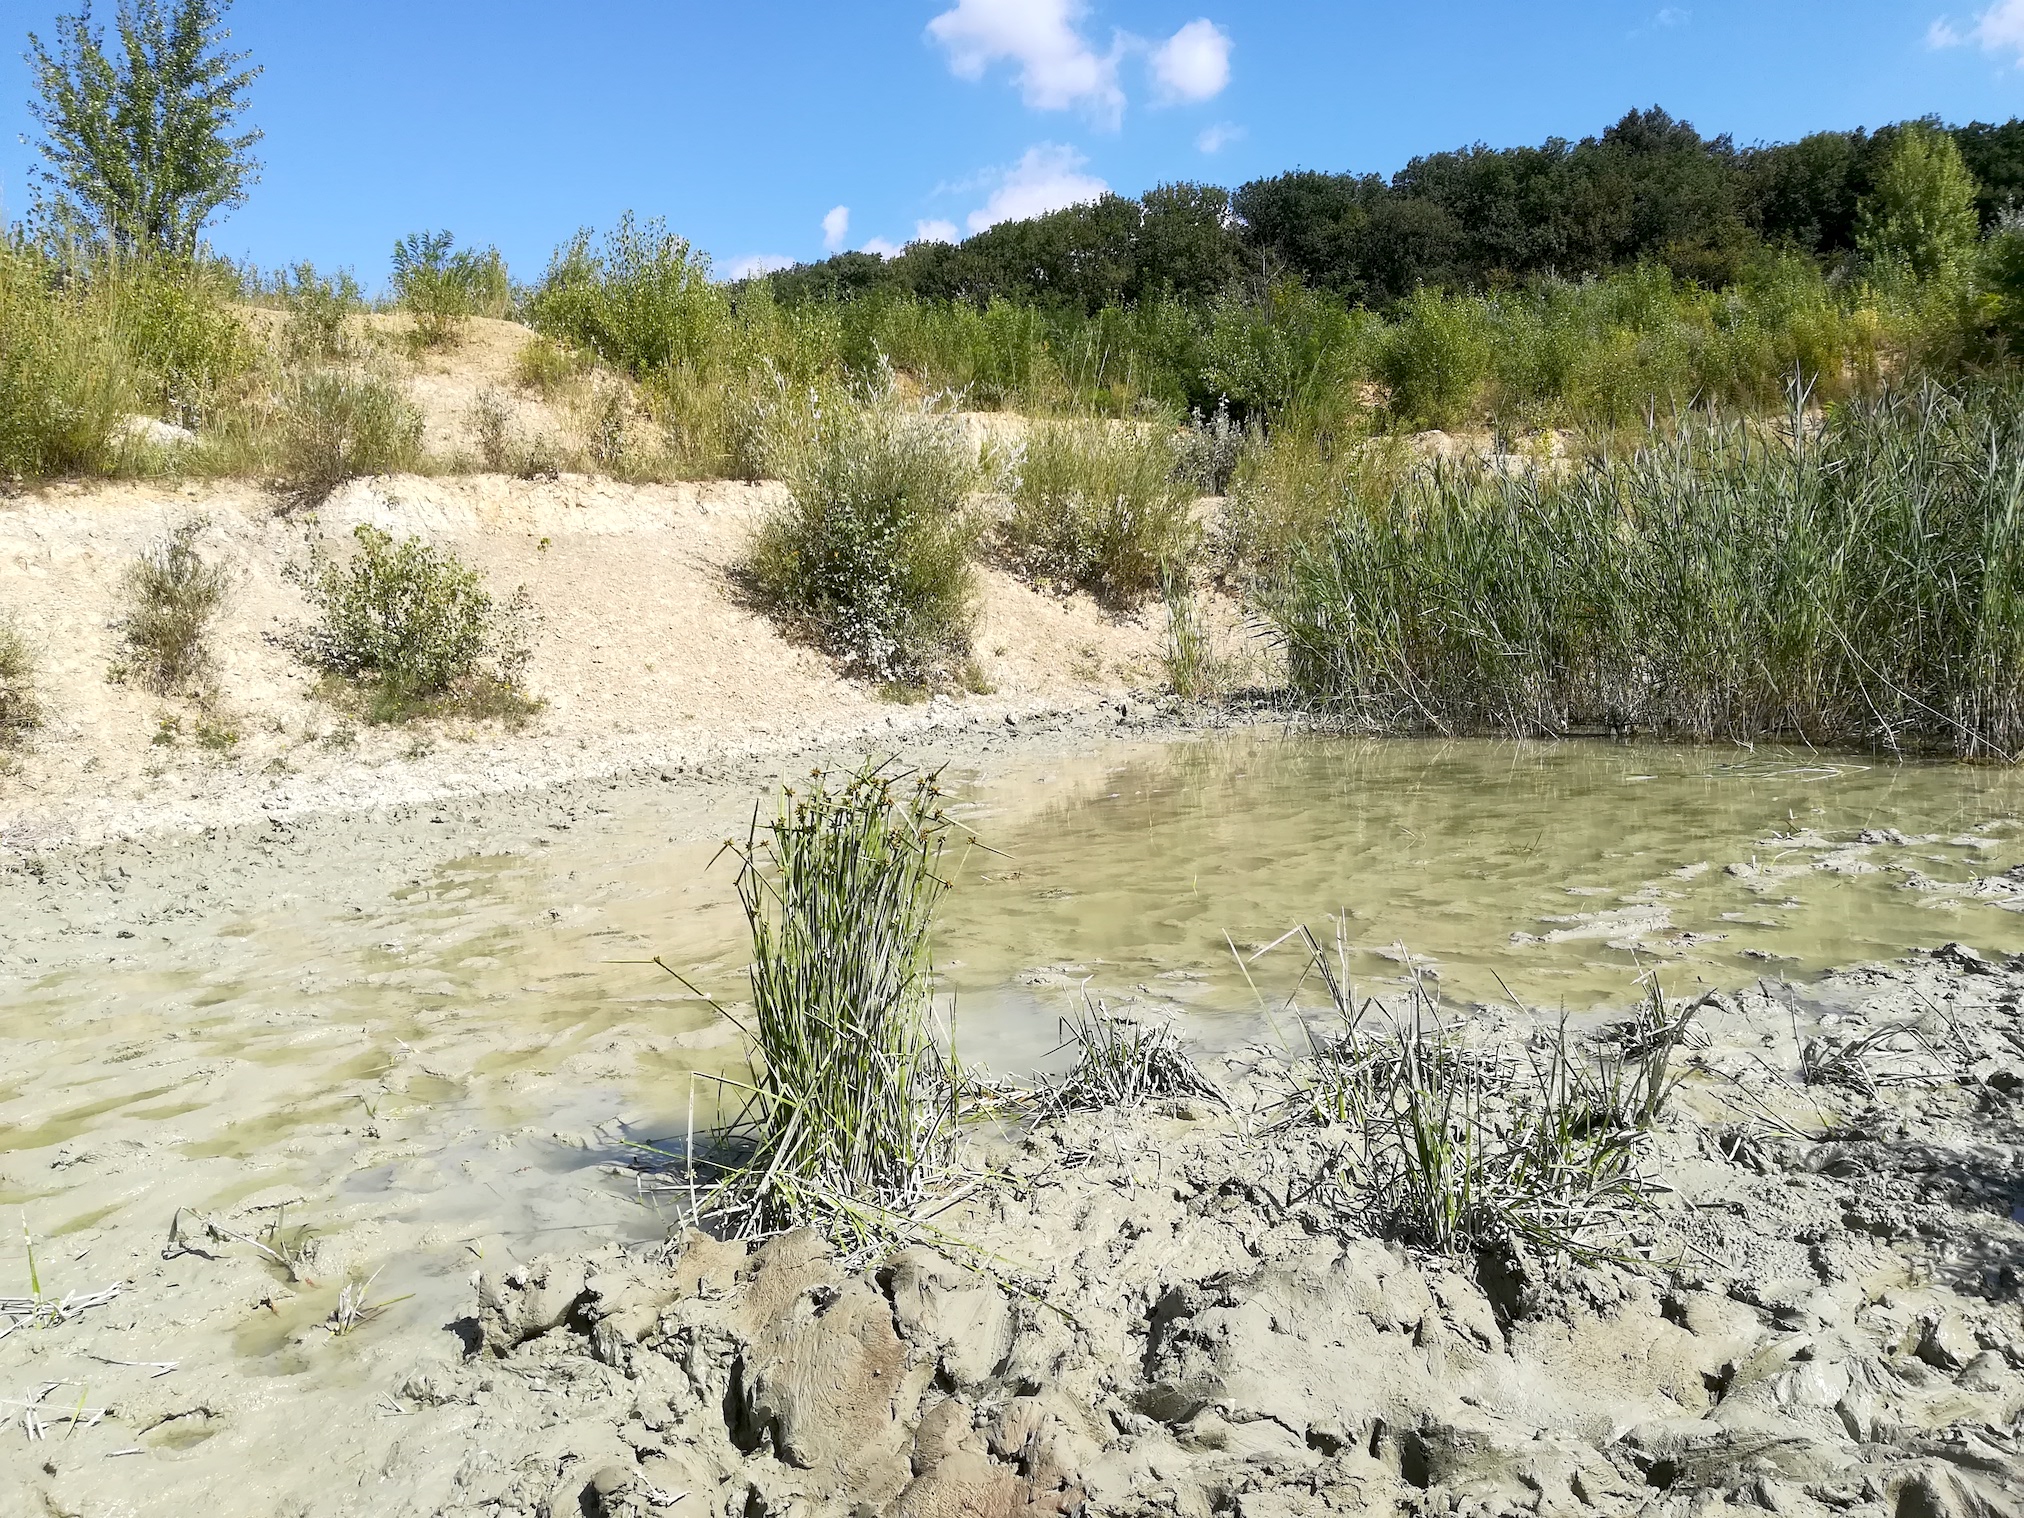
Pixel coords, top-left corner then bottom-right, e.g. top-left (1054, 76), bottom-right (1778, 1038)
top-left (765, 109), bottom-right (2024, 313)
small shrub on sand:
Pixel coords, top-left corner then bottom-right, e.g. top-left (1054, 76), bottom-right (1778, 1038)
top-left (677, 764), bottom-right (962, 1251)
top-left (278, 368), bottom-right (423, 503)
top-left (293, 525), bottom-right (532, 723)
top-left (749, 405), bottom-right (979, 683)
top-left (0, 621), bottom-right (44, 744)
top-left (278, 262), bottom-right (365, 362)
top-left (514, 334), bottom-right (582, 396)
top-left (118, 519), bottom-right (230, 694)
top-left (391, 231), bottom-right (510, 349)
top-left (1007, 422), bottom-right (1199, 605)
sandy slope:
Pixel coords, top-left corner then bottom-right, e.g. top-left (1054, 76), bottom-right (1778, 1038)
top-left (0, 469), bottom-right (1255, 852)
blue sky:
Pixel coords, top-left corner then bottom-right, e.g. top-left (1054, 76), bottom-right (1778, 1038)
top-left (4, 1), bottom-right (2024, 287)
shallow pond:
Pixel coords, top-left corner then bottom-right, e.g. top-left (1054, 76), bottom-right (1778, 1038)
top-left (3, 729), bottom-right (2022, 1362)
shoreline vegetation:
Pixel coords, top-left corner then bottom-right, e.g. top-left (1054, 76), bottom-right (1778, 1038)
top-left (12, 103), bottom-right (2024, 754)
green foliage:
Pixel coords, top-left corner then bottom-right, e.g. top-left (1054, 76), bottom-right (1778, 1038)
top-left (277, 367), bottom-right (423, 501)
top-left (1856, 124), bottom-right (1981, 281)
top-left (118, 518), bottom-right (228, 693)
top-left (525, 213), bottom-right (727, 375)
top-left (0, 621), bottom-right (43, 744)
top-left (1267, 386), bottom-right (2024, 757)
top-left (391, 231), bottom-right (509, 348)
top-left (682, 763), bottom-right (961, 1247)
top-left (749, 405), bottom-right (980, 682)
top-left (1006, 422), bottom-right (1199, 604)
top-left (26, 0), bottom-right (262, 257)
top-left (293, 524), bottom-right (529, 721)
top-left (1377, 287), bottom-right (1494, 429)
top-left (274, 262), bottom-right (364, 361)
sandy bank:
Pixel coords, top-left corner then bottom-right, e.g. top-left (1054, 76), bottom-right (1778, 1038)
top-left (0, 471), bottom-right (1259, 854)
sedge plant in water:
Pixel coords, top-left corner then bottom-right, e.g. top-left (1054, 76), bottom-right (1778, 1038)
top-left (675, 763), bottom-right (964, 1253)
top-left (1282, 928), bottom-right (1686, 1261)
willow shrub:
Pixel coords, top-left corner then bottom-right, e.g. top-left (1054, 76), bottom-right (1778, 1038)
top-left (1267, 385), bottom-right (2024, 758)
top-left (748, 404), bottom-right (980, 683)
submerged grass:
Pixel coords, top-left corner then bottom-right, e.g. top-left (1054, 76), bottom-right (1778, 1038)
top-left (675, 764), bottom-right (965, 1253)
top-left (1268, 384), bottom-right (2024, 757)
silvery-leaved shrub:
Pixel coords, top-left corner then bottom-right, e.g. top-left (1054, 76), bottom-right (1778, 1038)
top-left (293, 525), bottom-right (530, 722)
top-left (749, 403), bottom-right (979, 684)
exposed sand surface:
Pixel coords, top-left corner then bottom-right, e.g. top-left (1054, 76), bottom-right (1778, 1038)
top-left (0, 470), bottom-right (1248, 852)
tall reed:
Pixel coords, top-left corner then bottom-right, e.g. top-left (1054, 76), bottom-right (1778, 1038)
top-left (1267, 384), bottom-right (2024, 757)
top-left (697, 764), bottom-right (962, 1247)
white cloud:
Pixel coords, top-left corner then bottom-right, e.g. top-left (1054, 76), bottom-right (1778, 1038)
top-left (927, 0), bottom-right (1126, 126)
top-left (966, 144), bottom-right (1110, 234)
top-left (821, 205), bottom-right (851, 253)
top-left (1150, 19), bottom-right (1232, 103)
top-left (1930, 0), bottom-right (2024, 60)
top-left (726, 253), bottom-right (793, 280)
top-left (861, 237), bottom-right (905, 258)
top-left (915, 219), bottom-right (962, 244)
top-left (1196, 122), bottom-right (1243, 154)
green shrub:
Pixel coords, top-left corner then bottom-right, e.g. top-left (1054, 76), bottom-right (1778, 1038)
top-left (293, 524), bottom-right (530, 722)
top-left (1376, 288), bottom-right (1494, 430)
top-left (0, 621), bottom-right (43, 744)
top-left (391, 231), bottom-right (510, 349)
top-left (118, 519), bottom-right (230, 693)
top-left (514, 333), bottom-right (581, 396)
top-left (1006, 421), bottom-right (1199, 604)
top-left (278, 368), bottom-right (423, 502)
top-left (277, 262), bottom-right (365, 361)
top-left (525, 214), bottom-right (728, 376)
top-left (749, 405), bottom-right (978, 682)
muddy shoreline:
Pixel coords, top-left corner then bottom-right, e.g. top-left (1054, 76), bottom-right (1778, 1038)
top-left (8, 946), bottom-right (2020, 1518)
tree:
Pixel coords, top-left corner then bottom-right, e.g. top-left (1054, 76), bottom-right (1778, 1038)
top-left (1855, 122), bottom-right (1980, 280)
top-left (26, 0), bottom-right (261, 257)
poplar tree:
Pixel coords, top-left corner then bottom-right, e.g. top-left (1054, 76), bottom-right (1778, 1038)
top-left (25, 0), bottom-right (262, 257)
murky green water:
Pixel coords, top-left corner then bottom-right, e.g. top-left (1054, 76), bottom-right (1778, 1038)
top-left (937, 734), bottom-right (2024, 1054)
top-left (3, 729), bottom-right (2022, 1329)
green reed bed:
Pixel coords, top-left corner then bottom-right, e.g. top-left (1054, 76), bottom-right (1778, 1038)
top-left (1268, 385), bottom-right (2024, 758)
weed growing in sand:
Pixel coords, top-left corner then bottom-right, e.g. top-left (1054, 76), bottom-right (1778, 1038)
top-left (1160, 574), bottom-right (1226, 701)
top-left (469, 387), bottom-right (513, 472)
top-left (278, 367), bottom-right (423, 504)
top-left (514, 334), bottom-right (581, 396)
top-left (117, 520), bottom-right (229, 694)
top-left (1037, 1002), bottom-right (1226, 1116)
top-left (1006, 422), bottom-right (1199, 606)
top-left (668, 764), bottom-right (964, 1251)
top-left (1283, 931), bottom-right (1686, 1260)
top-left (277, 263), bottom-right (365, 362)
top-left (391, 231), bottom-right (509, 349)
top-left (749, 405), bottom-right (979, 684)
top-left (0, 621), bottom-right (43, 745)
top-left (293, 525), bottom-right (533, 724)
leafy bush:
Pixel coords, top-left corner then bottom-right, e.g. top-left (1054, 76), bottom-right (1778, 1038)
top-left (391, 230), bottom-right (510, 348)
top-left (0, 621), bottom-right (43, 744)
top-left (748, 405), bottom-right (978, 682)
top-left (1171, 399), bottom-right (1253, 494)
top-left (514, 334), bottom-right (581, 395)
top-left (118, 519), bottom-right (230, 693)
top-left (278, 368), bottom-right (423, 502)
top-left (524, 214), bottom-right (728, 376)
top-left (1006, 421), bottom-right (1199, 604)
top-left (276, 262), bottom-right (365, 361)
top-left (293, 524), bottom-right (530, 721)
